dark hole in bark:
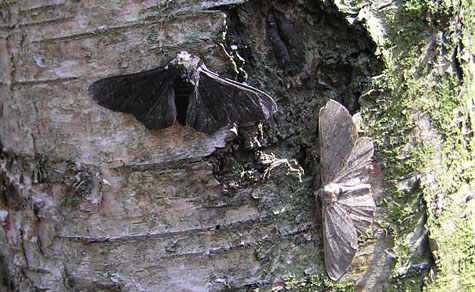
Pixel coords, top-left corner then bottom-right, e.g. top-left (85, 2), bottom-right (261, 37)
top-left (0, 253), bottom-right (15, 291)
top-left (0, 172), bottom-right (26, 211)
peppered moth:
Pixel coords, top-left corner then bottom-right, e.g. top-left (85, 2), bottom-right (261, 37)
top-left (316, 99), bottom-right (376, 281)
top-left (88, 51), bottom-right (277, 134)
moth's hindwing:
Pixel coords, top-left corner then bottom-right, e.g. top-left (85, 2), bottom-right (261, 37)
top-left (335, 137), bottom-right (374, 185)
top-left (338, 187), bottom-right (375, 235)
top-left (323, 202), bottom-right (358, 281)
top-left (186, 66), bottom-right (277, 134)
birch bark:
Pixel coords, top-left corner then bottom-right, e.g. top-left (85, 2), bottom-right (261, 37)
top-left (0, 0), bottom-right (390, 291)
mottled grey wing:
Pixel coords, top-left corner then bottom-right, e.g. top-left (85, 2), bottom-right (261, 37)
top-left (335, 137), bottom-right (374, 186)
top-left (334, 137), bottom-right (375, 235)
top-left (318, 100), bottom-right (376, 281)
top-left (186, 66), bottom-right (277, 134)
top-left (88, 67), bottom-right (177, 130)
top-left (323, 201), bottom-right (358, 281)
top-left (338, 185), bottom-right (375, 235)
top-left (318, 100), bottom-right (358, 184)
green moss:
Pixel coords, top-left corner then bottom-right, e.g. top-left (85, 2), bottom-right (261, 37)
top-left (217, 0), bottom-right (474, 288)
top-left (295, 274), bottom-right (356, 291)
top-left (271, 266), bottom-right (356, 292)
top-left (359, 0), bottom-right (475, 290)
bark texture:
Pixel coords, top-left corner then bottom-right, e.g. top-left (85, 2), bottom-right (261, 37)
top-left (7, 0), bottom-right (465, 290)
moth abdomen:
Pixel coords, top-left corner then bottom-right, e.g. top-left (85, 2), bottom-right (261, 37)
top-left (172, 77), bottom-right (193, 126)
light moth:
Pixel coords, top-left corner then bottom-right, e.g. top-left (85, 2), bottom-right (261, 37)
top-left (316, 99), bottom-right (376, 281)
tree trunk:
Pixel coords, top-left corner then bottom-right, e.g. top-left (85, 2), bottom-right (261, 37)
top-left (1, 0), bottom-right (473, 291)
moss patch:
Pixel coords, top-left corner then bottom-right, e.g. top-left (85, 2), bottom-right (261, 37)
top-left (360, 0), bottom-right (475, 289)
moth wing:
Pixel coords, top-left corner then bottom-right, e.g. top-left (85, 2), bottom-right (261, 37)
top-left (88, 67), bottom-right (177, 130)
top-left (335, 137), bottom-right (374, 186)
top-left (338, 185), bottom-right (376, 236)
top-left (186, 66), bottom-right (277, 134)
top-left (319, 100), bottom-right (357, 184)
top-left (323, 202), bottom-right (358, 281)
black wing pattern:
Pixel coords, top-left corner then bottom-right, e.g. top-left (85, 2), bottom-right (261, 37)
top-left (88, 67), bottom-right (177, 130)
top-left (317, 99), bottom-right (376, 281)
top-left (88, 52), bottom-right (277, 134)
top-left (186, 66), bottom-right (277, 134)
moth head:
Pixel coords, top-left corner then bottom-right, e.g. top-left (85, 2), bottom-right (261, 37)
top-left (168, 51), bottom-right (201, 84)
top-left (177, 51), bottom-right (192, 61)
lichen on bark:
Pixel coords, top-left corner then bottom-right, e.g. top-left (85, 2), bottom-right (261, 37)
top-left (356, 0), bottom-right (475, 290)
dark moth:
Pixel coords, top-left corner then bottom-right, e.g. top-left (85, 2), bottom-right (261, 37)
top-left (88, 51), bottom-right (277, 134)
top-left (316, 99), bottom-right (376, 281)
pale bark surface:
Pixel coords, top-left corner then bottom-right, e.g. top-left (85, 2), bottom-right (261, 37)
top-left (0, 0), bottom-right (389, 291)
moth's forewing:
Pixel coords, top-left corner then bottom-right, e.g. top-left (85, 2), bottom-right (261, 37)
top-left (135, 85), bottom-right (177, 130)
top-left (186, 66), bottom-right (277, 134)
top-left (318, 100), bottom-right (357, 184)
top-left (335, 137), bottom-right (374, 186)
top-left (337, 186), bottom-right (375, 236)
top-left (88, 66), bottom-right (178, 130)
top-left (323, 202), bottom-right (358, 281)
top-left (89, 67), bottom-right (168, 113)
top-left (199, 67), bottom-right (277, 114)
